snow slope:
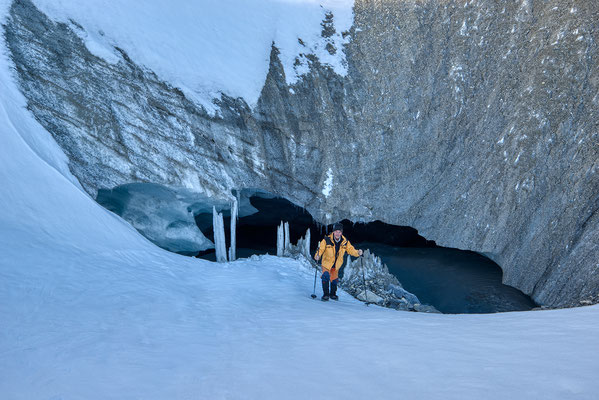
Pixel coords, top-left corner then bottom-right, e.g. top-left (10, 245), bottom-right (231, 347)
top-left (1, 1), bottom-right (599, 399)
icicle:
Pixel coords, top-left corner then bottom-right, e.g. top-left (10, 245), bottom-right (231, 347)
top-left (276, 221), bottom-right (284, 257)
top-left (284, 222), bottom-right (290, 255)
top-left (213, 206), bottom-right (227, 263)
top-left (303, 228), bottom-right (310, 258)
top-left (228, 197), bottom-right (238, 261)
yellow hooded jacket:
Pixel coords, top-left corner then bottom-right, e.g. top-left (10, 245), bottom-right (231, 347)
top-left (316, 233), bottom-right (360, 281)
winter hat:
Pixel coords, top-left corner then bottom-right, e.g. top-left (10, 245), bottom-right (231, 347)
top-left (332, 222), bottom-right (344, 232)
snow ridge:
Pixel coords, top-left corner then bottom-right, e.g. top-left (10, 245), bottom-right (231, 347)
top-left (31, 0), bottom-right (354, 114)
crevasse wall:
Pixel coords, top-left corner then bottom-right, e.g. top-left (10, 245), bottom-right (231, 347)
top-left (4, 0), bottom-right (599, 307)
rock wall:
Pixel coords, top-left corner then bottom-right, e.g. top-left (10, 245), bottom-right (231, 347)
top-left (4, 0), bottom-right (599, 307)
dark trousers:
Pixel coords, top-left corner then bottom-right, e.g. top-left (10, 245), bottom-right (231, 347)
top-left (321, 271), bottom-right (339, 296)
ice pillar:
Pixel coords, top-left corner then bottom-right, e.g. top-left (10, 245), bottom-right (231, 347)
top-left (284, 222), bottom-right (290, 255)
top-left (213, 206), bottom-right (227, 263)
top-left (303, 228), bottom-right (310, 258)
top-left (228, 197), bottom-right (238, 261)
top-left (276, 221), bottom-right (284, 256)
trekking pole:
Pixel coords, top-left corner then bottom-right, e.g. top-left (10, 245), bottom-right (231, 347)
top-left (311, 242), bottom-right (321, 299)
top-left (360, 255), bottom-right (369, 305)
top-left (311, 261), bottom-right (318, 299)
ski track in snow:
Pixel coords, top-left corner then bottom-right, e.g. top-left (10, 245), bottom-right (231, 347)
top-left (1, 1), bottom-right (599, 399)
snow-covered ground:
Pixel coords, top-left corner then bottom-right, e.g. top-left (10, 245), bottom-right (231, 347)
top-left (1, 1), bottom-right (599, 399)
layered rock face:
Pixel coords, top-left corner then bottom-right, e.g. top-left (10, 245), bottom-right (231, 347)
top-left (5, 0), bottom-right (599, 307)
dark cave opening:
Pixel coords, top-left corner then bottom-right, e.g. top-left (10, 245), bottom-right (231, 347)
top-left (194, 193), bottom-right (536, 313)
top-left (194, 194), bottom-right (434, 260)
top-left (194, 195), bottom-right (317, 259)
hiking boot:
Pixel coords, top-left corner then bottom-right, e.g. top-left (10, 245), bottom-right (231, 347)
top-left (321, 295), bottom-right (330, 301)
top-left (330, 282), bottom-right (338, 300)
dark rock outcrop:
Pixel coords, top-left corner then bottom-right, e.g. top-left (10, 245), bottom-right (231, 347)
top-left (4, 0), bottom-right (599, 307)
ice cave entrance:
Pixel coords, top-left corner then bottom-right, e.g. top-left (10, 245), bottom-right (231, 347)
top-left (96, 185), bottom-right (536, 314)
top-left (194, 190), bottom-right (313, 260)
top-left (195, 190), bottom-right (537, 314)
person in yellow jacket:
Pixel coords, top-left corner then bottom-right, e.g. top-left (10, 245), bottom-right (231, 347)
top-left (314, 222), bottom-right (363, 301)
